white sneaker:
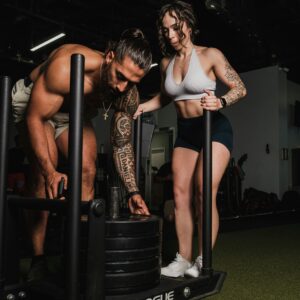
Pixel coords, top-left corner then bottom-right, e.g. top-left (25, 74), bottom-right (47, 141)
top-left (184, 256), bottom-right (203, 278)
top-left (161, 253), bottom-right (192, 278)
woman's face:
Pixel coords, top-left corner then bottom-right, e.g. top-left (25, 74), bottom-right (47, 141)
top-left (162, 11), bottom-right (191, 51)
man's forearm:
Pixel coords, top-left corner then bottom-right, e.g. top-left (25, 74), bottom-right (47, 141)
top-left (27, 116), bottom-right (55, 176)
top-left (113, 143), bottom-right (139, 193)
top-left (111, 111), bottom-right (139, 193)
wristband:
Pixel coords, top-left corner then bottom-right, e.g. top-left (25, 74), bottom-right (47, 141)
top-left (219, 97), bottom-right (227, 108)
top-left (127, 191), bottom-right (140, 199)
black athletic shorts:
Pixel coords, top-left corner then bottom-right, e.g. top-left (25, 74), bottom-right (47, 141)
top-left (174, 111), bottom-right (233, 153)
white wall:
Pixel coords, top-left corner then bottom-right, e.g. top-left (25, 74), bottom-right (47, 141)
top-left (288, 81), bottom-right (300, 148)
top-left (278, 69), bottom-right (289, 196)
top-left (223, 66), bottom-right (281, 196)
top-left (287, 80), bottom-right (300, 188)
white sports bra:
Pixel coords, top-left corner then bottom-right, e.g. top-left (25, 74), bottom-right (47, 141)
top-left (164, 48), bottom-right (216, 101)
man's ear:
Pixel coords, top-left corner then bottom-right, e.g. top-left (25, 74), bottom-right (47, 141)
top-left (105, 50), bottom-right (115, 63)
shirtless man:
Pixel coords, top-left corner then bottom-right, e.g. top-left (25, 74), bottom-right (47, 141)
top-left (11, 28), bottom-right (151, 280)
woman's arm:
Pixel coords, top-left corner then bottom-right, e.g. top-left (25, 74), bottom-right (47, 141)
top-left (211, 48), bottom-right (247, 106)
top-left (133, 57), bottom-right (172, 119)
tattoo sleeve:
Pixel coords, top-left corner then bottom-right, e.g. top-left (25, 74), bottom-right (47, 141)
top-left (221, 54), bottom-right (247, 106)
top-left (111, 86), bottom-right (139, 193)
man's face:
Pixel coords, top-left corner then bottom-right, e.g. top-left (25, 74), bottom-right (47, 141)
top-left (103, 51), bottom-right (145, 96)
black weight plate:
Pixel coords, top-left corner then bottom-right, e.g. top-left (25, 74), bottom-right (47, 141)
top-left (105, 214), bottom-right (160, 237)
top-left (105, 235), bottom-right (159, 250)
top-left (105, 246), bottom-right (160, 262)
top-left (105, 267), bottom-right (160, 289)
top-left (105, 256), bottom-right (159, 273)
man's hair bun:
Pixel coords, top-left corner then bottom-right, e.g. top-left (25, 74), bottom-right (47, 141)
top-left (121, 28), bottom-right (145, 40)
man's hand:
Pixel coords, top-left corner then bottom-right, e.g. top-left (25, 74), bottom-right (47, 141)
top-left (45, 171), bottom-right (68, 199)
top-left (128, 194), bottom-right (150, 215)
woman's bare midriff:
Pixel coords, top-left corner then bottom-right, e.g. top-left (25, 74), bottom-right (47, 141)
top-left (175, 99), bottom-right (205, 118)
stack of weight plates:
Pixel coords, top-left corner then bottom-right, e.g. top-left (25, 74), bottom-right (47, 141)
top-left (105, 214), bottom-right (161, 295)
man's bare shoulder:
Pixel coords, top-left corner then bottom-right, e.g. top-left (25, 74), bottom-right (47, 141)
top-left (49, 44), bottom-right (103, 70)
top-left (40, 44), bottom-right (103, 94)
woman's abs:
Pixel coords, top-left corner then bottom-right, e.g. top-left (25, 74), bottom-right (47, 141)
top-left (175, 99), bottom-right (204, 118)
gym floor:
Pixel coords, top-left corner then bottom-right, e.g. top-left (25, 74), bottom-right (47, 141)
top-left (162, 211), bottom-right (300, 299)
top-left (19, 210), bottom-right (300, 299)
top-left (212, 222), bottom-right (300, 299)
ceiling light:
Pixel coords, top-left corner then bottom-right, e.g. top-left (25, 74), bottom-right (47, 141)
top-left (30, 33), bottom-right (66, 52)
top-left (205, 0), bottom-right (226, 12)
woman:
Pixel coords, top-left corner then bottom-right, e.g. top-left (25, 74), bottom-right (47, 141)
top-left (134, 1), bottom-right (246, 278)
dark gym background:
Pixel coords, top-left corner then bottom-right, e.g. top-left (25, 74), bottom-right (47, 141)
top-left (1, 1), bottom-right (300, 85)
top-left (1, 1), bottom-right (300, 299)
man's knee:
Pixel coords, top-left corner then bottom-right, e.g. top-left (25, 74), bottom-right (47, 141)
top-left (82, 161), bottom-right (96, 185)
top-left (27, 171), bottom-right (46, 196)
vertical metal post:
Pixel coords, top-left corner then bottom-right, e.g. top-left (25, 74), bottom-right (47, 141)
top-left (134, 116), bottom-right (142, 186)
top-left (202, 110), bottom-right (213, 276)
top-left (66, 54), bottom-right (84, 300)
top-left (109, 186), bottom-right (120, 219)
top-left (86, 199), bottom-right (105, 300)
top-left (0, 76), bottom-right (11, 296)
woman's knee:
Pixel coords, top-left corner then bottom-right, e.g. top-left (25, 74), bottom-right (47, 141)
top-left (173, 183), bottom-right (188, 200)
top-left (173, 184), bottom-right (191, 209)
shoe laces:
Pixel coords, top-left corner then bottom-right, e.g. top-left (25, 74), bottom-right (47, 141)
top-left (168, 253), bottom-right (186, 267)
top-left (195, 256), bottom-right (203, 267)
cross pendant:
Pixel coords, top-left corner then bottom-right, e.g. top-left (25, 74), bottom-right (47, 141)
top-left (103, 112), bottom-right (109, 120)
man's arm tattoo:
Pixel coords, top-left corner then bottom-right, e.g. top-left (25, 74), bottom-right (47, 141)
top-left (115, 85), bottom-right (139, 115)
top-left (111, 112), bottom-right (138, 193)
top-left (221, 54), bottom-right (247, 106)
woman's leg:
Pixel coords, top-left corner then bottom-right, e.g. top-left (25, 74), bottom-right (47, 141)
top-left (172, 147), bottom-right (199, 262)
top-left (195, 142), bottom-right (230, 254)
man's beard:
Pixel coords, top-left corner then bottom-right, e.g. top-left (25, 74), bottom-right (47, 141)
top-left (100, 64), bottom-right (123, 101)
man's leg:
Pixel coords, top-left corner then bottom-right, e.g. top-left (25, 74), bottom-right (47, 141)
top-left (23, 122), bottom-right (58, 280)
top-left (56, 121), bottom-right (97, 201)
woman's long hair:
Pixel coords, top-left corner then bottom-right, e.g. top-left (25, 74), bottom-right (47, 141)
top-left (157, 1), bottom-right (199, 57)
